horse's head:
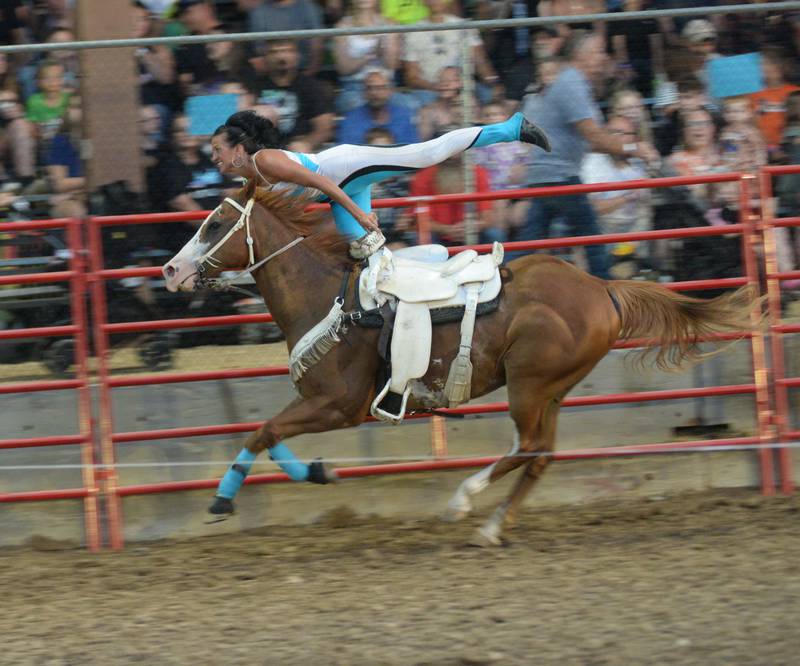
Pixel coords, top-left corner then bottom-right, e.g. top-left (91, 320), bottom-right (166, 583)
top-left (163, 193), bottom-right (257, 292)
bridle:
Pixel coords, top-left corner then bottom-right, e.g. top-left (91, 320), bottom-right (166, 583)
top-left (195, 196), bottom-right (305, 292)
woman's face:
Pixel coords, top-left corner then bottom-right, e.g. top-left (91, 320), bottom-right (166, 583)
top-left (683, 110), bottom-right (715, 149)
top-left (211, 132), bottom-right (246, 175)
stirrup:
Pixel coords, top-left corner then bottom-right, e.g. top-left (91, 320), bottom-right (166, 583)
top-left (370, 380), bottom-right (410, 424)
top-left (349, 230), bottom-right (386, 259)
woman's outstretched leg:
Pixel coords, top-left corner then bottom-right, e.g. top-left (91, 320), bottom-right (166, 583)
top-left (319, 114), bottom-right (549, 256)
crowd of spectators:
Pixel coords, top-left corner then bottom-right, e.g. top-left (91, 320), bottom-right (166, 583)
top-left (0, 0), bottom-right (800, 296)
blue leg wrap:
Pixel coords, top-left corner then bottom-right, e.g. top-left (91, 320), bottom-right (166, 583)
top-left (331, 188), bottom-right (373, 240)
top-left (216, 448), bottom-right (258, 499)
top-left (472, 112), bottom-right (524, 148)
top-left (269, 442), bottom-right (309, 482)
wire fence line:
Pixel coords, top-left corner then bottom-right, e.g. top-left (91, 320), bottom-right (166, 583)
top-left (1, 441), bottom-right (798, 471)
top-left (2, 2), bottom-right (800, 54)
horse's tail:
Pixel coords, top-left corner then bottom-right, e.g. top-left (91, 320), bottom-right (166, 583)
top-left (606, 281), bottom-right (760, 371)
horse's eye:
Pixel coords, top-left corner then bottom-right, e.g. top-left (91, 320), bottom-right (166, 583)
top-left (208, 220), bottom-right (221, 232)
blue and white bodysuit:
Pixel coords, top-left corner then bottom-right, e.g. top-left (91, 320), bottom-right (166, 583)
top-left (251, 113), bottom-right (534, 240)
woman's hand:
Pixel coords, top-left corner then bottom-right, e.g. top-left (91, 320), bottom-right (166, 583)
top-left (356, 211), bottom-right (380, 232)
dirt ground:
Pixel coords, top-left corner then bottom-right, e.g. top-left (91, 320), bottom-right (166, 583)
top-left (2, 488), bottom-right (799, 666)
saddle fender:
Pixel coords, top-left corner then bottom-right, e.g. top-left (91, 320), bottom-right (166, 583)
top-left (388, 301), bottom-right (432, 394)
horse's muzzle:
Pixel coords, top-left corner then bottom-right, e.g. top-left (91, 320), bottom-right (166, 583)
top-left (162, 259), bottom-right (197, 292)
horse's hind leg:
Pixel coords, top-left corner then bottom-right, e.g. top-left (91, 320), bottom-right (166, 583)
top-left (473, 399), bottom-right (560, 546)
top-left (443, 396), bottom-right (548, 523)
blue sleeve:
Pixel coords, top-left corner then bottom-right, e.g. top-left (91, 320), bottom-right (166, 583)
top-left (552, 68), bottom-right (597, 125)
top-left (337, 111), bottom-right (365, 144)
top-left (393, 107), bottom-right (419, 144)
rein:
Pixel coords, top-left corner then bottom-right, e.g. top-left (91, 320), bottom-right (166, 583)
top-left (195, 196), bottom-right (305, 293)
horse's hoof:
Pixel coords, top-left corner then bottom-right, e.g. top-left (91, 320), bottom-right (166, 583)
top-left (468, 526), bottom-right (505, 548)
top-left (205, 496), bottom-right (235, 523)
top-left (307, 459), bottom-right (338, 485)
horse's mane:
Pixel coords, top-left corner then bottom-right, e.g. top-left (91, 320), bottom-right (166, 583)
top-left (243, 180), bottom-right (355, 270)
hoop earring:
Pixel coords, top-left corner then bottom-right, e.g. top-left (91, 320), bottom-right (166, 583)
top-left (231, 155), bottom-right (245, 169)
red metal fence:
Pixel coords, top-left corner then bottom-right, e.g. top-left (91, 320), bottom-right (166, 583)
top-left (760, 165), bottom-right (800, 495)
top-left (0, 217), bottom-right (101, 551)
top-left (1, 170), bottom-right (797, 549)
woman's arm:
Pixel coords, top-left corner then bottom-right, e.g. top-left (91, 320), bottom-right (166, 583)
top-left (254, 150), bottom-right (379, 231)
top-left (47, 164), bottom-right (84, 194)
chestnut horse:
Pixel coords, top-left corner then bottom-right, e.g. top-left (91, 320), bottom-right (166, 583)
top-left (163, 183), bottom-right (755, 545)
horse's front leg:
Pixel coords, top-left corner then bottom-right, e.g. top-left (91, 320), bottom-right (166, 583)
top-left (208, 394), bottom-right (363, 519)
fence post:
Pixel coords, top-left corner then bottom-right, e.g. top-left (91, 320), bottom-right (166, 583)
top-left (739, 175), bottom-right (777, 494)
top-left (759, 168), bottom-right (795, 493)
top-left (87, 217), bottom-right (125, 549)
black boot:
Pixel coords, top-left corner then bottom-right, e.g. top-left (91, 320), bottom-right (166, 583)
top-left (520, 119), bottom-right (551, 152)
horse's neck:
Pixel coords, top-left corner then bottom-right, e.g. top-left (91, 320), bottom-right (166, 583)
top-left (255, 241), bottom-right (343, 347)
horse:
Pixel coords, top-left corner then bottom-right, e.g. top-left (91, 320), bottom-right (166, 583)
top-left (162, 181), bottom-right (757, 545)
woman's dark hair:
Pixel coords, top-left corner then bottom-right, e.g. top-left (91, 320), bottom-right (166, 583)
top-left (213, 110), bottom-right (283, 153)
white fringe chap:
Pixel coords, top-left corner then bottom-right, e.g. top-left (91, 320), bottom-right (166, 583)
top-left (288, 299), bottom-right (345, 383)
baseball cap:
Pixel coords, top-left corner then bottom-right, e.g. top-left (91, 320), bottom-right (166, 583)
top-left (682, 19), bottom-right (716, 44)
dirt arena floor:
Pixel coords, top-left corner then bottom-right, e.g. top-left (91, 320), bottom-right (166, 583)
top-left (2, 488), bottom-right (799, 666)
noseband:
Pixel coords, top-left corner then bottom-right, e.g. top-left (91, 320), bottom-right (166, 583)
top-left (195, 196), bottom-right (305, 292)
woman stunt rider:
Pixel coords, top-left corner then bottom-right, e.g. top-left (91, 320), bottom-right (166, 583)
top-left (210, 110), bottom-right (550, 258)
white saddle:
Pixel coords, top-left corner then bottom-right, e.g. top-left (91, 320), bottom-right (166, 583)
top-left (363, 243), bottom-right (504, 424)
top-left (359, 243), bottom-right (503, 311)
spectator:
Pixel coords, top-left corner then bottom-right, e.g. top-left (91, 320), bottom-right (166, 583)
top-left (718, 95), bottom-right (767, 176)
top-left (665, 106), bottom-right (742, 294)
top-left (364, 127), bottom-right (415, 249)
top-left (244, 0), bottom-right (325, 77)
top-left (479, 0), bottom-right (538, 103)
top-left (416, 66), bottom-right (477, 141)
top-left (473, 101), bottom-right (532, 236)
top-left (337, 68), bottom-right (418, 145)
top-left (148, 114), bottom-right (236, 213)
top-left (401, 0), bottom-right (500, 110)
top-left (380, 0), bottom-right (428, 24)
top-left (332, 0), bottom-right (400, 113)
top-left (172, 0), bottom-right (224, 99)
top-left (44, 96), bottom-right (85, 218)
top-left (667, 107), bottom-right (720, 212)
top-left (776, 91), bottom-right (800, 291)
top-left (0, 53), bottom-right (36, 185)
top-left (132, 2), bottom-right (180, 129)
top-left (680, 19), bottom-right (720, 91)
top-left (25, 59), bottom-right (72, 151)
top-left (654, 76), bottom-right (719, 157)
top-left (195, 28), bottom-right (250, 95)
top-left (607, 0), bottom-right (663, 99)
top-left (407, 149), bottom-right (502, 246)
top-left (17, 26), bottom-right (81, 102)
top-left (146, 114), bottom-right (236, 250)
top-left (537, 0), bottom-right (606, 38)
top-left (243, 40), bottom-right (334, 149)
top-left (609, 88), bottom-right (655, 148)
top-left (748, 48), bottom-right (800, 159)
top-left (29, 0), bottom-right (74, 42)
top-left (580, 114), bottom-right (653, 274)
top-left (515, 30), bottom-right (658, 278)
top-left (0, 0), bottom-right (26, 48)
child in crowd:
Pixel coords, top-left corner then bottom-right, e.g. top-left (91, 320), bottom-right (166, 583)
top-left (719, 96), bottom-right (766, 176)
top-left (473, 101), bottom-right (533, 236)
top-left (715, 95), bottom-right (766, 213)
top-left (363, 127), bottom-right (415, 249)
top-left (25, 60), bottom-right (72, 151)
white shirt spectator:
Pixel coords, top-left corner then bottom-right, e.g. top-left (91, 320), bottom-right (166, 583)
top-left (580, 152), bottom-right (652, 241)
top-left (402, 16), bottom-right (481, 84)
